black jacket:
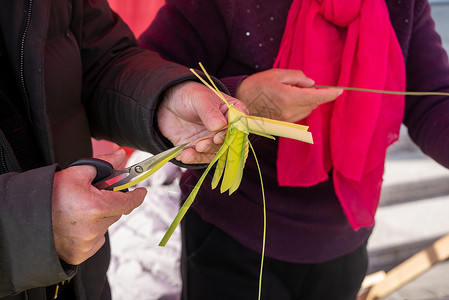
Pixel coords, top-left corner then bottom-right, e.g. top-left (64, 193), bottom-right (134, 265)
top-left (0, 0), bottom-right (208, 299)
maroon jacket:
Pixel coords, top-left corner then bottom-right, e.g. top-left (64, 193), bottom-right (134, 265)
top-left (140, 0), bottom-right (449, 263)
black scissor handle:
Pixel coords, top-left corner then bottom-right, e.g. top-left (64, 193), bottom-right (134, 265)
top-left (67, 158), bottom-right (114, 185)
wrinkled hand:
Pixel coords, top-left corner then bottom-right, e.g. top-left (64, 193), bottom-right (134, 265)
top-left (236, 68), bottom-right (343, 123)
top-left (157, 81), bottom-right (248, 164)
top-left (52, 149), bottom-right (146, 265)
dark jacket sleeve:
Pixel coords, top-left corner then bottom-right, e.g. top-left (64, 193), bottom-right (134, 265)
top-left (0, 165), bottom-right (73, 297)
top-left (1, 0), bottom-right (226, 295)
top-left (403, 0), bottom-right (449, 168)
top-left (79, 0), bottom-right (227, 155)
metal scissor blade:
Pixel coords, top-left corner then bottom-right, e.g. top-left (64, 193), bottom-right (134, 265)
top-left (131, 143), bottom-right (188, 173)
top-left (93, 168), bottom-right (129, 190)
top-left (106, 143), bottom-right (188, 191)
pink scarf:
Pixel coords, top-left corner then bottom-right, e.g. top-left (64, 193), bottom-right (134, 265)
top-left (274, 0), bottom-right (405, 229)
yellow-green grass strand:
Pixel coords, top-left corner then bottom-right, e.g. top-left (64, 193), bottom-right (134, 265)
top-left (229, 133), bottom-right (249, 195)
top-left (225, 117), bottom-right (249, 194)
top-left (313, 85), bottom-right (449, 96)
top-left (228, 108), bottom-right (249, 134)
top-left (190, 68), bottom-right (231, 106)
top-left (159, 141), bottom-right (230, 246)
top-left (220, 127), bottom-right (242, 193)
top-left (198, 62), bottom-right (231, 108)
top-left (211, 127), bottom-right (231, 190)
top-left (211, 131), bottom-right (230, 189)
top-left (249, 141), bottom-right (266, 300)
top-left (211, 149), bottom-right (227, 189)
top-left (249, 130), bottom-right (276, 140)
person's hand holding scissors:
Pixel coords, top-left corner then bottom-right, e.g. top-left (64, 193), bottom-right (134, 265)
top-left (51, 149), bottom-right (146, 265)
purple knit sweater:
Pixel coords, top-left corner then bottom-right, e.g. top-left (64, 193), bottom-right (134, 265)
top-left (139, 0), bottom-right (449, 263)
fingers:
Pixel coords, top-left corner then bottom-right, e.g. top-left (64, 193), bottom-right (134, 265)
top-left (59, 233), bottom-right (107, 265)
top-left (64, 149), bottom-right (128, 188)
top-left (176, 148), bottom-right (216, 164)
top-left (277, 85), bottom-right (342, 122)
top-left (277, 69), bottom-right (316, 88)
top-left (176, 140), bottom-right (220, 164)
top-left (52, 165), bottom-right (147, 265)
top-left (85, 235), bottom-right (107, 263)
top-left (176, 127), bottom-right (228, 164)
top-left (100, 187), bottom-right (147, 217)
top-left (53, 188), bottom-right (146, 265)
top-left (274, 69), bottom-right (344, 106)
top-left (193, 87), bottom-right (229, 132)
top-left (157, 80), bottom-right (249, 165)
top-left (212, 130), bottom-right (227, 145)
top-left (290, 86), bottom-right (343, 106)
top-left (187, 82), bottom-right (248, 133)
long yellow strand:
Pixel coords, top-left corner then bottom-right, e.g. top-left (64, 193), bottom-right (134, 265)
top-left (249, 141), bottom-right (266, 300)
top-left (314, 85), bottom-right (449, 96)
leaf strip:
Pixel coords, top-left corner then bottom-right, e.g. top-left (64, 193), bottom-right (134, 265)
top-left (211, 130), bottom-right (231, 189)
top-left (227, 130), bottom-right (248, 195)
top-left (190, 68), bottom-right (230, 106)
top-left (246, 116), bottom-right (313, 144)
top-left (249, 141), bottom-right (266, 300)
top-left (220, 127), bottom-right (241, 193)
top-left (314, 85), bottom-right (449, 96)
top-left (158, 141), bottom-right (230, 246)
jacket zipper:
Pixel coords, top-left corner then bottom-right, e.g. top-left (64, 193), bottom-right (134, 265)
top-left (0, 131), bottom-right (21, 173)
top-left (0, 145), bottom-right (8, 174)
top-left (20, 0), bottom-right (34, 124)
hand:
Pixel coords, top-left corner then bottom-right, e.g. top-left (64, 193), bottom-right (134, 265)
top-left (236, 68), bottom-right (343, 123)
top-left (52, 149), bottom-right (146, 265)
top-left (157, 81), bottom-right (248, 164)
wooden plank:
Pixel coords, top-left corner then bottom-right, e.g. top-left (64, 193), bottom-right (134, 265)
top-left (361, 234), bottom-right (449, 300)
top-left (361, 271), bottom-right (387, 290)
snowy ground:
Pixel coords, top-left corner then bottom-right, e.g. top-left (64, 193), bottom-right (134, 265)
top-left (107, 150), bottom-right (183, 300)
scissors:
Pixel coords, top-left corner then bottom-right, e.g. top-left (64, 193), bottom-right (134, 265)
top-left (67, 143), bottom-right (187, 191)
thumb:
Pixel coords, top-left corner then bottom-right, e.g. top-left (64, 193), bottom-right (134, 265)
top-left (101, 187), bottom-right (147, 217)
top-left (195, 92), bottom-right (228, 132)
top-left (95, 148), bottom-right (127, 169)
top-left (281, 69), bottom-right (315, 87)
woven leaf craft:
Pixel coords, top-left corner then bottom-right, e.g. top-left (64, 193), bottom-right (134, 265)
top-left (109, 63), bottom-right (449, 300)
top-left (157, 63), bottom-right (314, 300)
top-left (158, 63), bottom-right (313, 246)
